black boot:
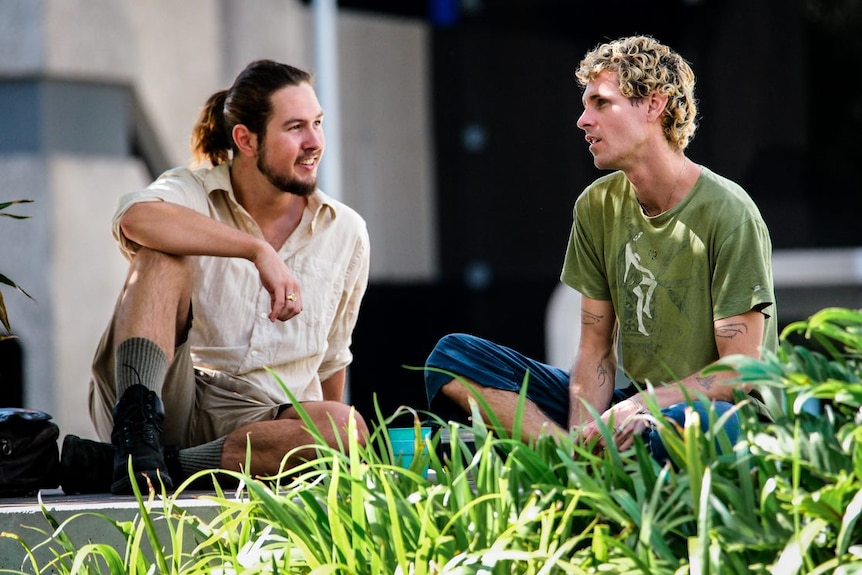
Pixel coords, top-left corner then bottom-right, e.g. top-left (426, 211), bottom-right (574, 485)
top-left (60, 435), bottom-right (115, 494)
top-left (110, 384), bottom-right (173, 494)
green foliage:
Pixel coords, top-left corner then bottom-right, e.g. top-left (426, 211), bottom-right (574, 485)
top-left (708, 307), bottom-right (862, 573)
top-left (0, 199), bottom-right (34, 340)
top-left (4, 307), bottom-right (862, 573)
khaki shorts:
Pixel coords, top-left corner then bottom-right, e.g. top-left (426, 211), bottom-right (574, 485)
top-left (89, 311), bottom-right (281, 448)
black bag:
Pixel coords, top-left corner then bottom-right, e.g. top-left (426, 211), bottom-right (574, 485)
top-left (0, 408), bottom-right (60, 497)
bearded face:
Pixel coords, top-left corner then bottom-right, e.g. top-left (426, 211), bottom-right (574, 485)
top-left (251, 82), bottom-right (325, 198)
top-left (256, 137), bottom-right (317, 197)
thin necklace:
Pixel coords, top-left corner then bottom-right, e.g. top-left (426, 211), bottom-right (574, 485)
top-left (638, 158), bottom-right (688, 216)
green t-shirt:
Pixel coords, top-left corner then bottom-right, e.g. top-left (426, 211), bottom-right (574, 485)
top-left (560, 167), bottom-right (778, 386)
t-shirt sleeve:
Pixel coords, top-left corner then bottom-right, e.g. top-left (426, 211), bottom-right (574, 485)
top-left (560, 191), bottom-right (612, 301)
top-left (711, 217), bottom-right (775, 321)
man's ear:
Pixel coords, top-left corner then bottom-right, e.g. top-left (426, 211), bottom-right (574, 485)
top-left (232, 124), bottom-right (257, 158)
top-left (645, 92), bottom-right (669, 122)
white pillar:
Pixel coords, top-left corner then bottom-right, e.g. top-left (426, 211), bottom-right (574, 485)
top-left (313, 0), bottom-right (343, 201)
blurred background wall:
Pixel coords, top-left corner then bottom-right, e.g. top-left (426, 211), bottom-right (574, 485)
top-left (0, 0), bottom-right (859, 436)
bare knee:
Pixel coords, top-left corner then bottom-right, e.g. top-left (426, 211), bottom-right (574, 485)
top-left (308, 401), bottom-right (369, 449)
top-left (440, 379), bottom-right (479, 411)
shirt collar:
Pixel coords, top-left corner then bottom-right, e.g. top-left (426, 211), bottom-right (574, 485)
top-left (203, 163), bottom-right (338, 231)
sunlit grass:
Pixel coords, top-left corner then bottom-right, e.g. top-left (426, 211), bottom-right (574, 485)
top-left (3, 307), bottom-right (862, 573)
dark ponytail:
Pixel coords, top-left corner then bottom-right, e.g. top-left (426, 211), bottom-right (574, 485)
top-left (191, 90), bottom-right (232, 166)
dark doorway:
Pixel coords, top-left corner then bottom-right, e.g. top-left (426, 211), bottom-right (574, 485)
top-left (0, 338), bottom-right (24, 407)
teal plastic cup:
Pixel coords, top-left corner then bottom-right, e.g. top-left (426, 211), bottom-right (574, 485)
top-left (388, 426), bottom-right (431, 473)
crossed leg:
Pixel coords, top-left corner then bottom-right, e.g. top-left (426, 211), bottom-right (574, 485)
top-left (221, 401), bottom-right (369, 476)
top-left (438, 378), bottom-right (566, 443)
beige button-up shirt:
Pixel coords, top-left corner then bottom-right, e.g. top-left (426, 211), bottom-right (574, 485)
top-left (112, 163), bottom-right (370, 405)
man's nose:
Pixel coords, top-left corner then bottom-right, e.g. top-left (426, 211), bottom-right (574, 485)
top-left (306, 129), bottom-right (323, 149)
top-left (576, 110), bottom-right (590, 130)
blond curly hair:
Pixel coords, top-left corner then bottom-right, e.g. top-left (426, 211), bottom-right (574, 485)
top-left (576, 36), bottom-right (698, 151)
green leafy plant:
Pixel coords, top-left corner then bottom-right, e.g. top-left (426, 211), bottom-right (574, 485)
top-left (4, 307), bottom-right (862, 573)
top-left (0, 199), bottom-right (34, 340)
top-left (707, 307), bottom-right (862, 573)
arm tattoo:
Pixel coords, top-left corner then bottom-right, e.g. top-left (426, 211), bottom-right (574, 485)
top-left (715, 322), bottom-right (748, 340)
top-left (596, 360), bottom-right (609, 388)
top-left (582, 309), bottom-right (603, 325)
top-left (696, 374), bottom-right (716, 391)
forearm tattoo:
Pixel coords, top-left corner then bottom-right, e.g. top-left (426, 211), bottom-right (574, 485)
top-left (596, 359), bottom-right (610, 388)
top-left (696, 374), bottom-right (716, 391)
top-left (715, 322), bottom-right (748, 339)
top-left (582, 308), bottom-right (610, 387)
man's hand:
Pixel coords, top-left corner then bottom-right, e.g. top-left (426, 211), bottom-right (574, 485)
top-left (252, 243), bottom-right (302, 321)
top-left (576, 399), bottom-right (653, 452)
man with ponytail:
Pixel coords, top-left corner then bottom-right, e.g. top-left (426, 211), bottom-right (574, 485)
top-left (61, 60), bottom-right (370, 495)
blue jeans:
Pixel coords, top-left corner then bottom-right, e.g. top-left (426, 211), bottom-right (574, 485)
top-left (425, 333), bottom-right (741, 463)
top-left (644, 400), bottom-right (740, 464)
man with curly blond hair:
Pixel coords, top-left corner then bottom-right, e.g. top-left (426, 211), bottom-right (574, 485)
top-left (425, 36), bottom-right (776, 460)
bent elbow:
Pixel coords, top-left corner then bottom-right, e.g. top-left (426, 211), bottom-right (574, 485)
top-left (118, 202), bottom-right (157, 244)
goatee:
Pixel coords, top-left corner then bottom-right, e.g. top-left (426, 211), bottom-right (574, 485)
top-left (257, 154), bottom-right (317, 197)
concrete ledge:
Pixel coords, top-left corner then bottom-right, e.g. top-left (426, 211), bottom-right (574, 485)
top-left (0, 489), bottom-right (221, 569)
top-left (773, 247), bottom-right (862, 287)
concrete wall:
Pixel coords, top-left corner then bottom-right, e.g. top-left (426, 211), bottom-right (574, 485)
top-left (0, 0), bottom-right (434, 437)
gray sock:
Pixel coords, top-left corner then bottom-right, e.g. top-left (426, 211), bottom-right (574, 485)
top-left (115, 337), bottom-right (168, 397)
top-left (178, 437), bottom-right (226, 477)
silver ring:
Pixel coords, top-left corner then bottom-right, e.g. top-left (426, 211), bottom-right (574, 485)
top-left (613, 426), bottom-right (622, 434)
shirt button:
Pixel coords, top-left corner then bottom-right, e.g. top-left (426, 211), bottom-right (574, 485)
top-left (260, 312), bottom-right (268, 319)
top-left (251, 350), bottom-right (259, 357)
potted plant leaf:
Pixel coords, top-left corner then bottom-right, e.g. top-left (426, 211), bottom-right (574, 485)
top-left (1, 199), bottom-right (34, 340)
